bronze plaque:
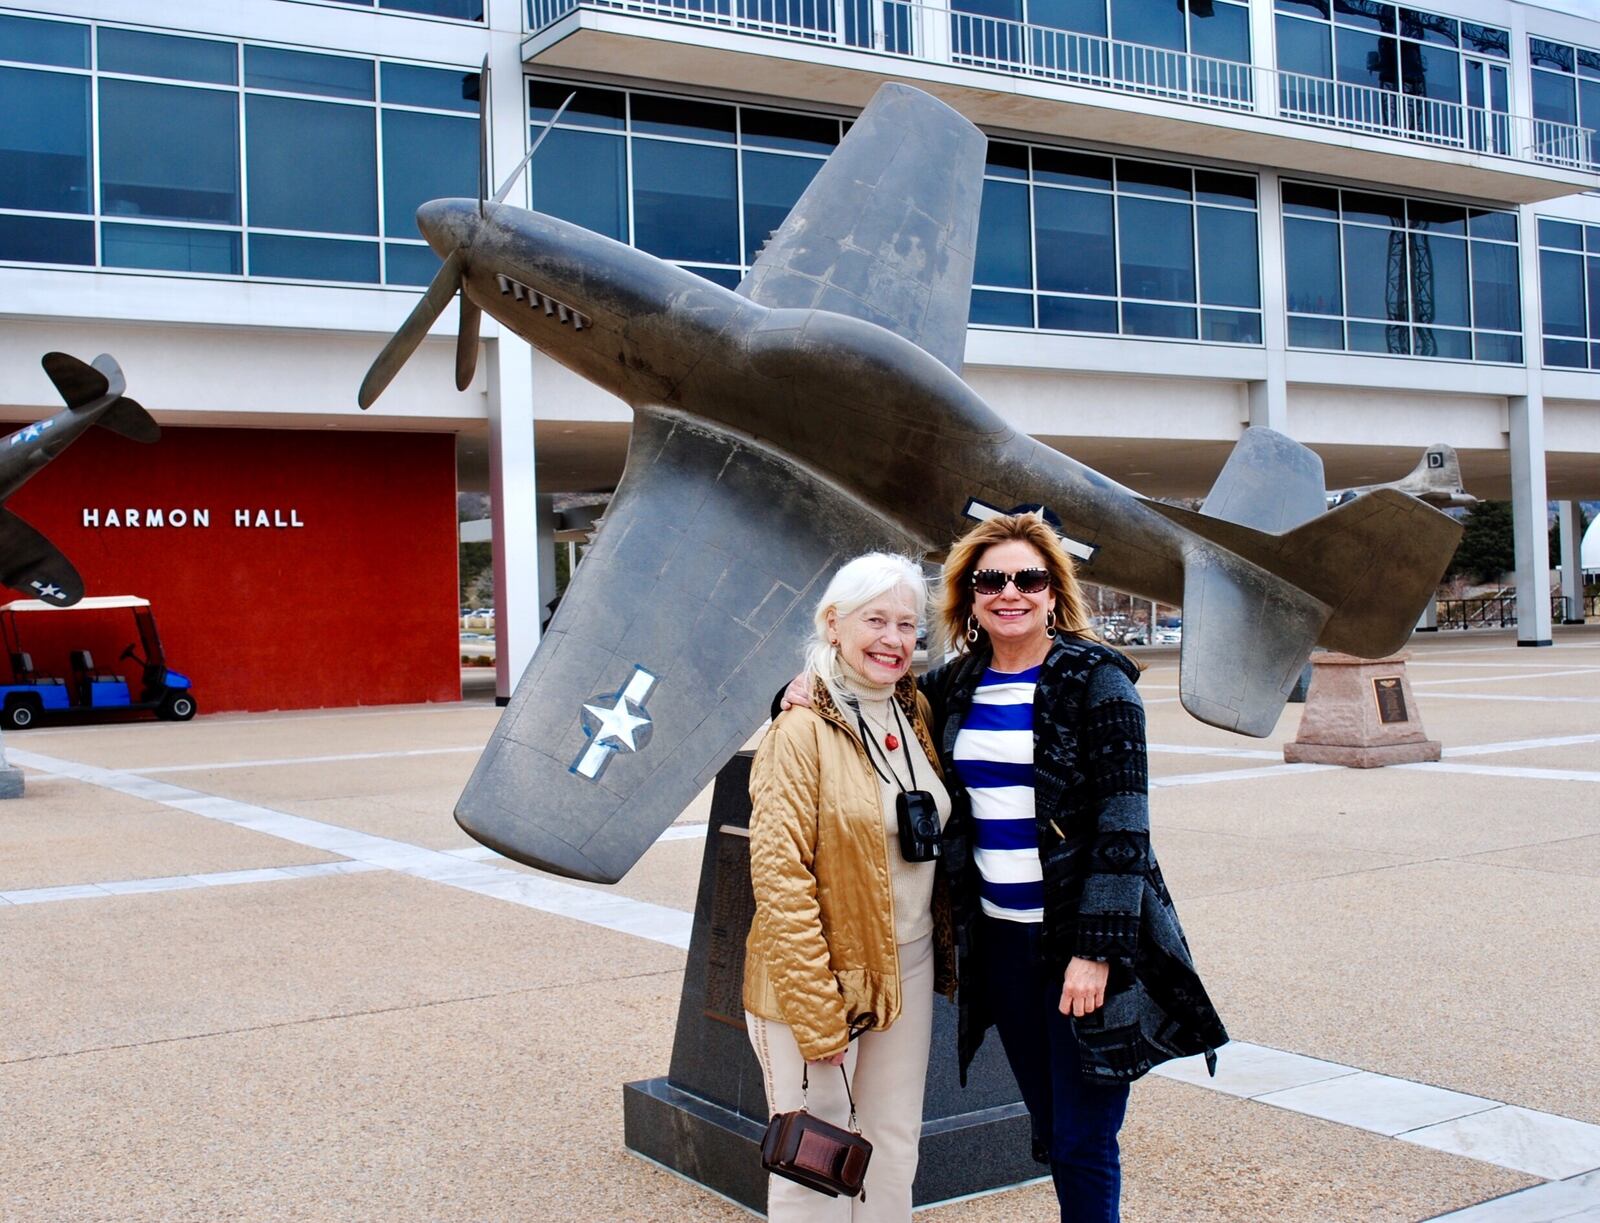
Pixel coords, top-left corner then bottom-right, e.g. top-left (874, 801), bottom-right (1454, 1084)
top-left (703, 825), bottom-right (755, 1029)
top-left (1372, 676), bottom-right (1409, 724)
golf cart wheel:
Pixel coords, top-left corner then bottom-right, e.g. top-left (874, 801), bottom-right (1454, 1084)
top-left (158, 691), bottom-right (197, 721)
top-left (3, 695), bottom-right (41, 730)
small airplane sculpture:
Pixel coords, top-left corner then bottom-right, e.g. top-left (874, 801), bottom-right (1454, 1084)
top-left (359, 81), bottom-right (1463, 884)
top-left (1327, 443), bottom-right (1477, 508)
top-left (0, 353), bottom-right (159, 607)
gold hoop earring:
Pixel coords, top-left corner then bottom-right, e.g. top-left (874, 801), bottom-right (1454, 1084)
top-left (1045, 609), bottom-right (1056, 638)
top-left (966, 615), bottom-right (980, 644)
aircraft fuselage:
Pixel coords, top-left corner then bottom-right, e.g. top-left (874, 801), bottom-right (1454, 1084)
top-left (0, 402), bottom-right (107, 503)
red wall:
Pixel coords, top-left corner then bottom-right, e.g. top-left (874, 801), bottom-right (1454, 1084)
top-left (7, 426), bottom-right (460, 714)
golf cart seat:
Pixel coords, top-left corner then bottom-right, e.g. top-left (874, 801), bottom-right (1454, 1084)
top-left (10, 651), bottom-right (62, 686)
top-left (69, 650), bottom-right (120, 704)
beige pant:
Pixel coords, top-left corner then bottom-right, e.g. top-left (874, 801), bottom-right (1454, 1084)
top-left (746, 935), bottom-right (934, 1223)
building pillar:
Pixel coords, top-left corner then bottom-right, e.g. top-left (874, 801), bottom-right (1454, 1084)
top-left (487, 337), bottom-right (543, 704)
top-left (1506, 395), bottom-right (1553, 646)
top-left (1559, 499), bottom-right (1586, 623)
top-left (535, 493), bottom-right (558, 629)
top-left (1249, 0), bottom-right (1279, 118)
top-left (1249, 171), bottom-right (1289, 434)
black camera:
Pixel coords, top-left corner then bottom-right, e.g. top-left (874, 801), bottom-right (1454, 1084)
top-left (896, 790), bottom-right (942, 862)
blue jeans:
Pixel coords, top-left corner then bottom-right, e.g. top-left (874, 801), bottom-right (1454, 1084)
top-left (980, 915), bottom-right (1130, 1223)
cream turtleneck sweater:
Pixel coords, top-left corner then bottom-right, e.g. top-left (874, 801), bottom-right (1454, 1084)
top-left (836, 662), bottom-right (951, 945)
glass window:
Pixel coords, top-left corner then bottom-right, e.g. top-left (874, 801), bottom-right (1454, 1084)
top-left (1407, 200), bottom-right (1464, 234)
top-left (0, 214), bottom-right (92, 264)
top-left (1460, 23), bottom-right (1507, 58)
top-left (380, 0), bottom-right (485, 17)
top-left (1283, 181), bottom-right (1339, 218)
top-left (102, 222), bottom-right (239, 274)
top-left (1028, 0), bottom-right (1106, 36)
top-left (1533, 70), bottom-right (1577, 126)
top-left (1411, 233), bottom-right (1468, 327)
top-left (1334, 0), bottom-right (1394, 34)
top-left (741, 151), bottom-right (821, 265)
top-left (1284, 217), bottom-right (1341, 313)
top-left (1468, 209), bottom-right (1515, 242)
top-left (1038, 295), bottom-right (1117, 332)
top-left (0, 68), bottom-right (91, 213)
top-left (1111, 0), bottom-right (1185, 50)
top-left (1343, 224), bottom-right (1407, 319)
top-left (1540, 219), bottom-right (1584, 251)
top-left (100, 80), bottom-right (239, 223)
top-left (1118, 196), bottom-right (1194, 301)
top-left (1195, 170), bottom-right (1255, 205)
top-left (970, 290), bottom-right (1033, 326)
top-left (250, 233), bottom-right (378, 282)
top-left (1035, 187), bottom-right (1115, 295)
top-left (1470, 241), bottom-right (1519, 332)
top-left (1586, 257), bottom-right (1600, 339)
top-left (986, 142), bottom-right (1029, 180)
top-left (530, 129), bottom-right (626, 241)
top-left (1117, 160), bottom-right (1190, 199)
top-left (1399, 9), bottom-right (1454, 45)
top-left (1277, 15), bottom-right (1332, 77)
top-left (1530, 39), bottom-right (1574, 73)
top-left (1475, 333), bottom-right (1520, 363)
top-left (1276, 0), bottom-right (1330, 18)
top-left (97, 28), bottom-right (236, 85)
top-left (386, 242), bottom-right (442, 286)
top-left (1289, 315), bottom-right (1344, 347)
top-left (1348, 320), bottom-right (1409, 352)
top-left (1405, 44), bottom-right (1459, 102)
top-left (1202, 309), bottom-right (1262, 343)
top-left (245, 47), bottom-right (373, 100)
top-left (975, 179), bottom-right (1032, 288)
top-left (1197, 207), bottom-right (1258, 307)
top-left (1578, 49), bottom-right (1600, 79)
top-left (1033, 149), bottom-right (1112, 189)
top-left (1413, 327), bottom-right (1470, 358)
top-left (247, 95), bottom-right (377, 235)
top-left (1343, 191), bottom-right (1404, 227)
top-left (631, 139), bottom-right (738, 265)
top-left (381, 63), bottom-right (478, 113)
top-left (1123, 301), bottom-right (1197, 338)
top-left (0, 15), bottom-right (89, 68)
top-left (742, 109), bottom-right (838, 154)
top-left (1336, 27), bottom-right (1396, 90)
top-left (1545, 337), bottom-right (1586, 367)
top-left (632, 94), bottom-right (736, 142)
top-left (382, 108), bottom-right (474, 240)
top-left (531, 81), bottom-right (624, 129)
top-left (1541, 249), bottom-right (1585, 337)
top-left (1190, 2), bottom-right (1250, 65)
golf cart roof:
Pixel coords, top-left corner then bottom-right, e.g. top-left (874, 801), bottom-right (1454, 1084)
top-left (1, 596), bottom-right (152, 612)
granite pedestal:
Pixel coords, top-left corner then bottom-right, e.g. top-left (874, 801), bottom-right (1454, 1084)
top-left (1283, 651), bottom-right (1441, 767)
top-left (623, 753), bottom-right (1038, 1212)
top-left (0, 729), bottom-right (23, 798)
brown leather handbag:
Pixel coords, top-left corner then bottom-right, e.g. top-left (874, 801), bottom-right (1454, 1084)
top-left (759, 1061), bottom-right (873, 1200)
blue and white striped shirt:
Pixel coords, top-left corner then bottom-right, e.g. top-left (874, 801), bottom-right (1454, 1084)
top-left (952, 665), bottom-right (1041, 923)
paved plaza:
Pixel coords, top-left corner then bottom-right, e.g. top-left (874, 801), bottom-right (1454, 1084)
top-left (2, 627), bottom-right (1597, 1221)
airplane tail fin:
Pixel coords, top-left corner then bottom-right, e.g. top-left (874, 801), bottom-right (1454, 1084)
top-left (1407, 443), bottom-right (1470, 499)
top-left (97, 397), bottom-right (160, 444)
top-left (1140, 429), bottom-right (1462, 735)
top-left (42, 352), bottom-right (124, 409)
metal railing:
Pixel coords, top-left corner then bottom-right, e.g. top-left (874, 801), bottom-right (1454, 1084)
top-left (528, 0), bottom-right (1596, 169)
top-left (1430, 590), bottom-right (1596, 630)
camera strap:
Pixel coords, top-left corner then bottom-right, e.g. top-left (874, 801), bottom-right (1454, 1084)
top-left (851, 698), bottom-right (918, 794)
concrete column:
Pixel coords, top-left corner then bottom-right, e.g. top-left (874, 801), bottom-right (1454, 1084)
top-left (1506, 396), bottom-right (1553, 646)
top-left (487, 337), bottom-right (543, 704)
top-left (1248, 0), bottom-right (1279, 119)
top-left (1249, 171), bottom-right (1289, 433)
top-left (1559, 500), bottom-right (1586, 623)
top-left (535, 493), bottom-right (558, 629)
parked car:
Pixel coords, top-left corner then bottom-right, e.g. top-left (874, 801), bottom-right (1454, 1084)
top-left (1154, 625), bottom-right (1182, 645)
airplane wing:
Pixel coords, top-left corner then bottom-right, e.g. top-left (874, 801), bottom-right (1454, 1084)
top-left (42, 352), bottom-right (123, 408)
top-left (455, 409), bottom-right (920, 884)
top-left (736, 83), bottom-right (986, 376)
top-left (0, 508), bottom-right (84, 606)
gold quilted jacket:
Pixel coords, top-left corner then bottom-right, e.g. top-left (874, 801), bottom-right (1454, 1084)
top-left (743, 673), bottom-right (956, 1061)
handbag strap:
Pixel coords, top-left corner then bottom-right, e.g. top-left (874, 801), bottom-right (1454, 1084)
top-left (799, 1061), bottom-right (862, 1134)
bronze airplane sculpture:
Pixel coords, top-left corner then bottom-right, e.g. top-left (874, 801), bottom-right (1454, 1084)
top-left (359, 82), bottom-right (1462, 884)
top-left (0, 353), bottom-right (159, 607)
top-left (1327, 443), bottom-right (1477, 508)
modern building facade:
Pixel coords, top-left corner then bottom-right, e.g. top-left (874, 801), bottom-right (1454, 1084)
top-left (1, 0), bottom-right (1595, 709)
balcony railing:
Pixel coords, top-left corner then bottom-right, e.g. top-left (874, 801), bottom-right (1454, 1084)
top-left (527, 0), bottom-right (1596, 170)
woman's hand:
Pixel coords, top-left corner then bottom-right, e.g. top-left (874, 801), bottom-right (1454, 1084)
top-left (780, 671), bottom-right (814, 710)
top-left (1059, 957), bottom-right (1109, 1018)
top-left (810, 1050), bottom-right (847, 1067)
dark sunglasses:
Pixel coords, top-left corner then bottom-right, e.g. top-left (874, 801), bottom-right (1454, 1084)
top-left (971, 567), bottom-right (1050, 596)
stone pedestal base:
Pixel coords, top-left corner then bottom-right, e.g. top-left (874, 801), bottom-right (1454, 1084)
top-left (622, 753), bottom-right (1041, 1211)
top-left (1284, 651), bottom-right (1439, 769)
top-left (0, 766), bottom-right (23, 798)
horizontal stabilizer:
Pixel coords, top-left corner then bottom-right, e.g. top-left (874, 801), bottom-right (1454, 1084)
top-left (0, 508), bottom-right (83, 606)
top-left (97, 397), bottom-right (160, 444)
top-left (42, 352), bottom-right (123, 409)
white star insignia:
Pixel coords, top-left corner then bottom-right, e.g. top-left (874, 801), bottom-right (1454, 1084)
top-left (582, 693), bottom-right (652, 751)
top-left (571, 666), bottom-right (658, 781)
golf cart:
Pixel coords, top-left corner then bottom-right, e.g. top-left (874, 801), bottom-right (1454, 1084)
top-left (0, 595), bottom-right (196, 728)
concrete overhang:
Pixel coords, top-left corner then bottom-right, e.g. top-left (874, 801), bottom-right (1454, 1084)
top-left (525, 13), bottom-right (1600, 205)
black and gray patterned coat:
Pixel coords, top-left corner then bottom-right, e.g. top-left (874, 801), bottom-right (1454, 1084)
top-left (921, 635), bottom-right (1228, 1085)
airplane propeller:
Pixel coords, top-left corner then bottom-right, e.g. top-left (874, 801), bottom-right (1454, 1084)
top-left (356, 59), bottom-right (574, 411)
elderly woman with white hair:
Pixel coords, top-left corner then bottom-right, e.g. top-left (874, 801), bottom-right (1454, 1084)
top-left (743, 551), bottom-right (955, 1222)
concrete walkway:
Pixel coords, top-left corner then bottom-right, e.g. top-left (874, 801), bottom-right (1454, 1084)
top-left (2, 627), bottom-right (1596, 1221)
